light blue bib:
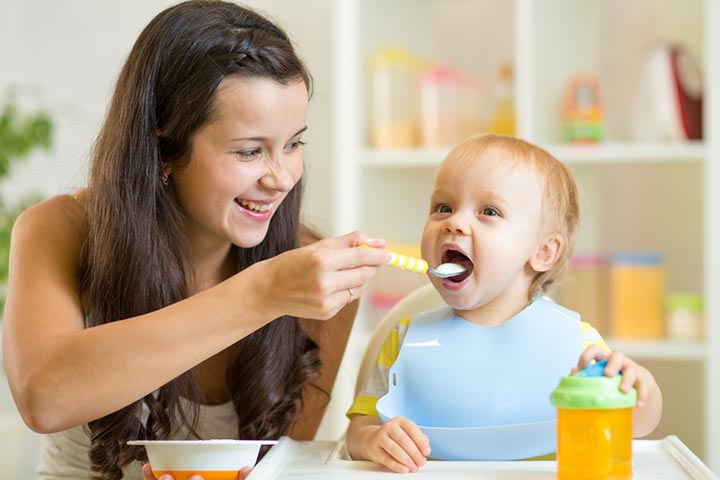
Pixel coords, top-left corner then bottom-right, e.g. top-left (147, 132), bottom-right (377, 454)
top-left (376, 297), bottom-right (584, 460)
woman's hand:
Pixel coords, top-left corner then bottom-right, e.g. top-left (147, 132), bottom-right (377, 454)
top-left (347, 415), bottom-right (430, 473)
top-left (574, 344), bottom-right (663, 437)
top-left (142, 464), bottom-right (252, 480)
top-left (252, 231), bottom-right (389, 321)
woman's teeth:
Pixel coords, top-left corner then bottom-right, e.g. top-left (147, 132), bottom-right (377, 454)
top-left (238, 199), bottom-right (272, 212)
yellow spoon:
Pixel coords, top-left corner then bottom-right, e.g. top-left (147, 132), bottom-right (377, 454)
top-left (386, 251), bottom-right (467, 278)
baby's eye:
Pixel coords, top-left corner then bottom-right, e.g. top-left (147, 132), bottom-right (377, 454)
top-left (480, 206), bottom-right (500, 217)
top-left (434, 204), bottom-right (452, 214)
top-left (234, 148), bottom-right (262, 160)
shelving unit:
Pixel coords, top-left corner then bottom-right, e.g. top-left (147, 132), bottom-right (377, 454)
top-left (331, 0), bottom-right (718, 470)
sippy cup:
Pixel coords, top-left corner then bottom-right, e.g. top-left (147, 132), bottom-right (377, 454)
top-left (550, 360), bottom-right (637, 480)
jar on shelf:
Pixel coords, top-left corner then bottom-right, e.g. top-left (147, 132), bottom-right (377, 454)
top-left (420, 65), bottom-right (486, 147)
top-left (488, 63), bottom-right (515, 136)
top-left (665, 293), bottom-right (704, 341)
top-left (556, 252), bottom-right (608, 337)
top-left (609, 252), bottom-right (665, 339)
top-left (368, 47), bottom-right (425, 149)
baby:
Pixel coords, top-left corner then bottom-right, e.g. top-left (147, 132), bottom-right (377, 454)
top-left (346, 134), bottom-right (662, 473)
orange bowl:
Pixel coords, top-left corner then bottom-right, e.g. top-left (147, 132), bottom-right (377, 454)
top-left (127, 439), bottom-right (277, 480)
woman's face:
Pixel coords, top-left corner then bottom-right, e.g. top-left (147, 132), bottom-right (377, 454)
top-left (171, 76), bottom-right (308, 253)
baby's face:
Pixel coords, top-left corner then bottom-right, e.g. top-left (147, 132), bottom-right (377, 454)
top-left (420, 149), bottom-right (547, 315)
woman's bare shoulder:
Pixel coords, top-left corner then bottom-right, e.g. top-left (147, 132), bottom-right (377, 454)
top-left (13, 192), bottom-right (88, 249)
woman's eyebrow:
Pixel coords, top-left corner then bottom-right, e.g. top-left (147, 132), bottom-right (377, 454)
top-left (229, 126), bottom-right (308, 143)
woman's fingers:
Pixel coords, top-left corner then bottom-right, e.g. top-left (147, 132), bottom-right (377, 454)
top-left (322, 231), bottom-right (386, 250)
top-left (142, 464), bottom-right (168, 480)
top-left (140, 464), bottom-right (249, 480)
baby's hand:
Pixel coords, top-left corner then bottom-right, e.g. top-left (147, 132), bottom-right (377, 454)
top-left (362, 416), bottom-right (431, 473)
top-left (574, 344), bottom-right (658, 407)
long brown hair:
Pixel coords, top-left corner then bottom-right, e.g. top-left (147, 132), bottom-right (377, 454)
top-left (78, 2), bottom-right (319, 479)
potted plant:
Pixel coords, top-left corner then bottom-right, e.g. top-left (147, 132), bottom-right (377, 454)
top-left (0, 97), bottom-right (54, 314)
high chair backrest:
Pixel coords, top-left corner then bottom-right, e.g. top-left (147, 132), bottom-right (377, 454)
top-left (354, 283), bottom-right (444, 396)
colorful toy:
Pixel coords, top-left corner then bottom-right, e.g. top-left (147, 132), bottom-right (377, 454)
top-left (561, 74), bottom-right (603, 143)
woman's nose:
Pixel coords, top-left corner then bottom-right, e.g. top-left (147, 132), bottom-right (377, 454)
top-left (260, 157), bottom-right (296, 192)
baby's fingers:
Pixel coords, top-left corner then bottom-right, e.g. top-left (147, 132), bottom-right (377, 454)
top-left (604, 351), bottom-right (626, 377)
top-left (634, 376), bottom-right (649, 407)
top-left (379, 439), bottom-right (417, 473)
top-left (397, 417), bottom-right (431, 458)
top-left (576, 343), bottom-right (608, 371)
top-left (618, 365), bottom-right (637, 394)
top-left (387, 427), bottom-right (428, 469)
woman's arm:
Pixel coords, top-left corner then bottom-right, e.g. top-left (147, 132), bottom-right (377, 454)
top-left (287, 226), bottom-right (360, 439)
top-left (1, 196), bottom-right (387, 433)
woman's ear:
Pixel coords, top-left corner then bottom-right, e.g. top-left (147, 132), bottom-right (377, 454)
top-left (530, 234), bottom-right (563, 273)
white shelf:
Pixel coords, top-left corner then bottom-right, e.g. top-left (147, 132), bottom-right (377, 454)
top-left (333, 0), bottom-right (719, 472)
top-left (547, 142), bottom-right (705, 164)
top-left (361, 141), bottom-right (704, 169)
top-left (607, 339), bottom-right (708, 361)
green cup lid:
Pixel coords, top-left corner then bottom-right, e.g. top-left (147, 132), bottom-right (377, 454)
top-left (551, 362), bottom-right (637, 409)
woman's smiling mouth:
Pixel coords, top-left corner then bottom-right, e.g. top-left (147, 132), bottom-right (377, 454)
top-left (235, 198), bottom-right (275, 220)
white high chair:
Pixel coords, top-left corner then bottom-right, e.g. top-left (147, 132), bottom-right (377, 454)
top-left (314, 283), bottom-right (443, 441)
top-left (354, 283), bottom-right (443, 397)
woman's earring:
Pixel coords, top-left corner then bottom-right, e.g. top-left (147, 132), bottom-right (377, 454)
top-left (161, 171), bottom-right (170, 185)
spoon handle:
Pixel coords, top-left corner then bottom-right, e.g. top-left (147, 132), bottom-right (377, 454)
top-left (387, 252), bottom-right (429, 274)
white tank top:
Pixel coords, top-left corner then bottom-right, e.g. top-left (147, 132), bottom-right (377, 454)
top-left (36, 399), bottom-right (238, 480)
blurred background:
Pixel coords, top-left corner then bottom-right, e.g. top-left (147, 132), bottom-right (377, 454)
top-left (1, 0), bottom-right (718, 477)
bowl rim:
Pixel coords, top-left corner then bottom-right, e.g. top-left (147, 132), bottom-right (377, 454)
top-left (127, 439), bottom-right (278, 446)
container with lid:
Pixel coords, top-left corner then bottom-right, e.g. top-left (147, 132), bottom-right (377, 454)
top-left (368, 47), bottom-right (425, 149)
top-left (550, 360), bottom-right (637, 479)
top-left (556, 253), bottom-right (608, 336)
top-left (420, 65), bottom-right (486, 147)
top-left (665, 292), bottom-right (704, 340)
top-left (609, 252), bottom-right (665, 339)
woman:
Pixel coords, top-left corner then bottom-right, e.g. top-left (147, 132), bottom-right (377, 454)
top-left (1, 2), bottom-right (388, 479)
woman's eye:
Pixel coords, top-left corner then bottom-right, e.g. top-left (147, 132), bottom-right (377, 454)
top-left (434, 204), bottom-right (452, 214)
top-left (480, 206), bottom-right (500, 216)
top-left (235, 148), bottom-right (262, 159)
top-left (286, 140), bottom-right (306, 151)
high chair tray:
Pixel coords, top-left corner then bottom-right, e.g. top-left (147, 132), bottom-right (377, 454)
top-left (248, 435), bottom-right (717, 479)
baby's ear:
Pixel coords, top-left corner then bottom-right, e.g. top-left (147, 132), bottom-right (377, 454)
top-left (530, 234), bottom-right (563, 273)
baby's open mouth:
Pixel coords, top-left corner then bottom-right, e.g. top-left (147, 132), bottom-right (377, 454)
top-left (441, 249), bottom-right (474, 283)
